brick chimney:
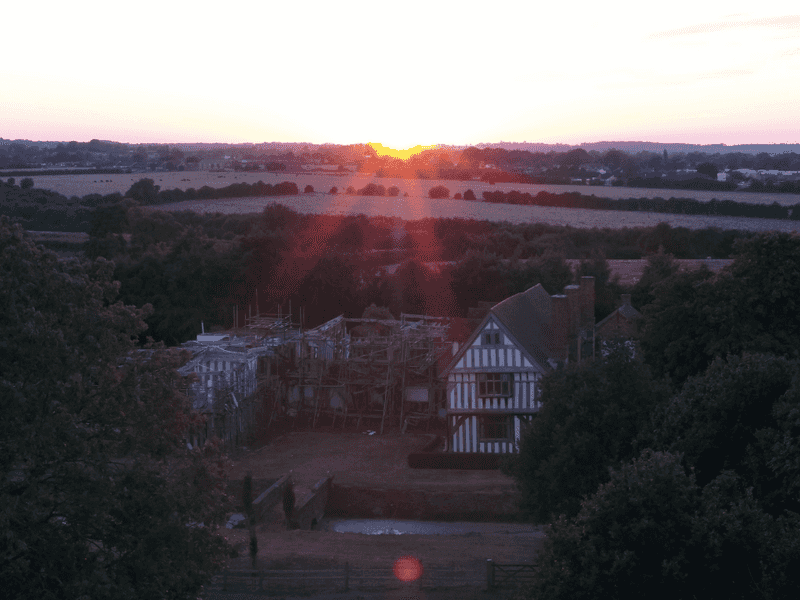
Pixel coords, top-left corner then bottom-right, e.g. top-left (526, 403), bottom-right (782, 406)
top-left (563, 285), bottom-right (581, 343)
top-left (580, 276), bottom-right (595, 330)
top-left (550, 295), bottom-right (570, 363)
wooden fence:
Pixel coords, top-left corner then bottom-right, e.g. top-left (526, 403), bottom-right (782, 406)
top-left (486, 558), bottom-right (537, 589)
top-left (207, 563), bottom-right (484, 595)
top-left (205, 560), bottom-right (535, 596)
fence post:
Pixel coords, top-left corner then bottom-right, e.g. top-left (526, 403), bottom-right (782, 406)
top-left (486, 559), bottom-right (495, 589)
top-left (344, 561), bottom-right (349, 591)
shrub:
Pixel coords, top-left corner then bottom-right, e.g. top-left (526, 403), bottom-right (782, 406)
top-left (463, 189), bottom-right (476, 200)
top-left (304, 185), bottom-right (314, 193)
top-left (329, 186), bottom-right (338, 194)
top-left (428, 185), bottom-right (450, 199)
top-left (454, 192), bottom-right (462, 199)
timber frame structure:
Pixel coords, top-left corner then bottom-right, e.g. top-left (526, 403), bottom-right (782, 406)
top-left (253, 312), bottom-right (458, 434)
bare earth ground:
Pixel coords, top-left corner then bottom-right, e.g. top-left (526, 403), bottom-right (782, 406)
top-left (218, 431), bottom-right (543, 578)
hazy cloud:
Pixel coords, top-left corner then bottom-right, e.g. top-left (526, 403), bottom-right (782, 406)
top-left (697, 69), bottom-right (755, 80)
top-left (649, 14), bottom-right (800, 39)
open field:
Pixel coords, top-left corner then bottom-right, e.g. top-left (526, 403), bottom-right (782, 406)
top-left (149, 192), bottom-right (799, 233)
top-left (29, 170), bottom-right (800, 206)
top-left (218, 431), bottom-right (543, 575)
top-left (24, 171), bottom-right (800, 232)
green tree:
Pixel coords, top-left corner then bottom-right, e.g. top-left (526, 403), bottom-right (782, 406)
top-left (696, 162), bottom-right (719, 178)
top-left (294, 254), bottom-right (360, 326)
top-left (526, 447), bottom-right (800, 600)
top-left (639, 233), bottom-right (800, 384)
top-left (0, 217), bottom-right (230, 599)
top-left (528, 451), bottom-right (699, 600)
top-left (506, 252), bottom-right (573, 297)
top-left (647, 353), bottom-right (800, 515)
top-left (448, 251), bottom-right (509, 316)
top-left (630, 248), bottom-right (681, 309)
top-left (509, 347), bottom-right (670, 522)
top-left (428, 185), bottom-right (450, 199)
top-left (125, 178), bottom-right (161, 205)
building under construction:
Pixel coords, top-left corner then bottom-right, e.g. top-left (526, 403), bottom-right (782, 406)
top-left (179, 306), bottom-right (468, 448)
top-left (254, 306), bottom-right (465, 436)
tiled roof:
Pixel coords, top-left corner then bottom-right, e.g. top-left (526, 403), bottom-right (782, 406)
top-left (489, 283), bottom-right (555, 369)
top-left (595, 302), bottom-right (641, 330)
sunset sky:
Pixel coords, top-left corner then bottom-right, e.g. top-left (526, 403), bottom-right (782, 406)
top-left (2, 1), bottom-right (798, 149)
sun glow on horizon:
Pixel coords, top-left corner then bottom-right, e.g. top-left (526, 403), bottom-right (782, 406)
top-left (369, 143), bottom-right (439, 161)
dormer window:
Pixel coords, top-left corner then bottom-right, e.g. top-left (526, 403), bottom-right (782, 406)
top-left (482, 332), bottom-right (501, 345)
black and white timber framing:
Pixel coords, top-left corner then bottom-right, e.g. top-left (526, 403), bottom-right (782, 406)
top-left (442, 278), bottom-right (595, 454)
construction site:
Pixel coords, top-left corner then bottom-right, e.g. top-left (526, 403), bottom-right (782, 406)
top-left (178, 305), bottom-right (471, 449)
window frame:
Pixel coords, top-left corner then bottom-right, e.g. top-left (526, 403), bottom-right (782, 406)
top-left (477, 372), bottom-right (513, 398)
top-left (479, 415), bottom-right (512, 441)
top-left (482, 332), bottom-right (502, 346)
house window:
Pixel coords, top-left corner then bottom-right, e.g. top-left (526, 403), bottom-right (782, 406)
top-left (478, 373), bottom-right (513, 397)
top-left (482, 332), bottom-right (501, 345)
top-left (480, 415), bottom-right (511, 440)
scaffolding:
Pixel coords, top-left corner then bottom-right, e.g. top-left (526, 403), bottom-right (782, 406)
top-left (253, 312), bottom-right (457, 435)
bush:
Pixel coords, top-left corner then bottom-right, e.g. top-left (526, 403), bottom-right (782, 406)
top-left (428, 185), bottom-right (450, 199)
top-left (463, 189), bottom-right (476, 200)
top-left (530, 451), bottom-right (699, 600)
top-left (359, 183), bottom-right (385, 196)
top-left (20, 177), bottom-right (34, 189)
top-left (329, 186), bottom-right (338, 194)
top-left (386, 186), bottom-right (400, 197)
top-left (304, 185), bottom-right (314, 193)
top-left (454, 192), bottom-right (462, 199)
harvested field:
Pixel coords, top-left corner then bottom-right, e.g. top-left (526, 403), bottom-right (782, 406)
top-left (29, 170), bottom-right (800, 207)
top-left (27, 171), bottom-right (800, 232)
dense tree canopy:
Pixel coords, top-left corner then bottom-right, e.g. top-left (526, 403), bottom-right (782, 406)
top-left (647, 353), bottom-right (800, 516)
top-left (640, 232), bottom-right (800, 384)
top-left (508, 346), bottom-right (670, 522)
top-left (0, 217), bottom-right (230, 599)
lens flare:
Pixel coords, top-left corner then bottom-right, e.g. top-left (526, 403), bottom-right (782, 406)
top-left (393, 556), bottom-right (423, 582)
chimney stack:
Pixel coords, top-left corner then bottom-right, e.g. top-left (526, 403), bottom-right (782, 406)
top-left (563, 285), bottom-right (581, 340)
top-left (550, 295), bottom-right (570, 363)
top-left (580, 276), bottom-right (595, 330)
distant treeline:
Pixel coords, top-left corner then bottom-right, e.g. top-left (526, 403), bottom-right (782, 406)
top-left (0, 178), bottom-right (301, 231)
top-left (480, 189), bottom-right (800, 220)
top-left (126, 178), bottom-right (300, 205)
top-left (0, 168), bottom-right (128, 177)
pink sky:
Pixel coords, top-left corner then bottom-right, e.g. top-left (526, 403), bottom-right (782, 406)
top-left (2, 2), bottom-right (798, 148)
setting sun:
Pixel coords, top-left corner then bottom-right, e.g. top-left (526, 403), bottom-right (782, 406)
top-left (369, 143), bottom-right (438, 161)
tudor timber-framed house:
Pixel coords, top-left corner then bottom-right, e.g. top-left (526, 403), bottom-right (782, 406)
top-left (442, 277), bottom-right (595, 453)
